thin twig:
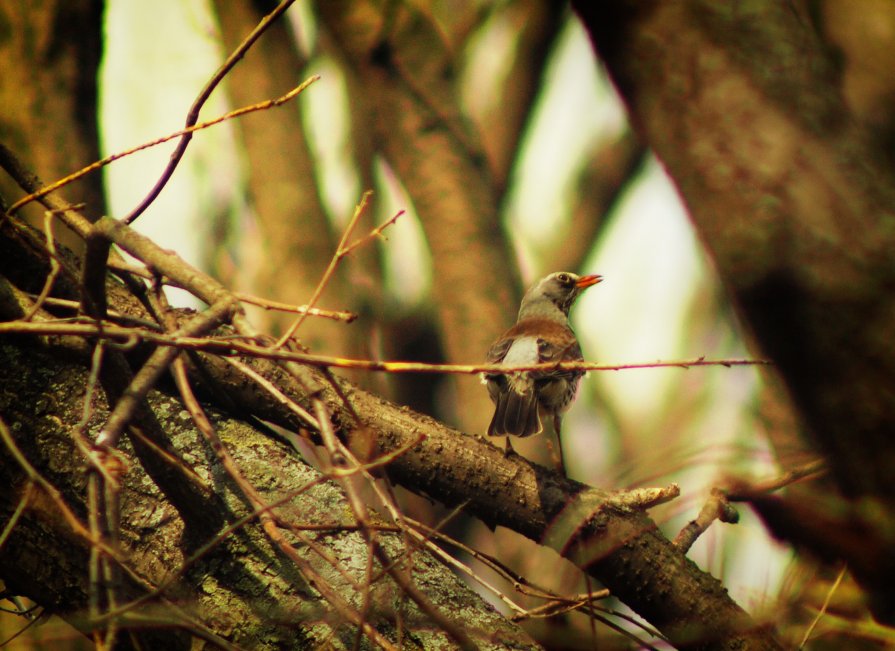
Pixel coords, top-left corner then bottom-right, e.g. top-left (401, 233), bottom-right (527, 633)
top-left (311, 399), bottom-right (480, 651)
top-left (727, 459), bottom-right (827, 501)
top-left (100, 259), bottom-right (357, 322)
top-left (95, 298), bottom-right (238, 449)
top-left (276, 193), bottom-right (403, 347)
top-left (22, 210), bottom-right (63, 320)
top-left (0, 320), bottom-right (773, 376)
top-left (6, 77), bottom-right (318, 218)
top-left (167, 347), bottom-right (391, 647)
top-left (121, 0), bottom-right (300, 225)
top-left (234, 291), bottom-right (357, 322)
top-left (0, 481), bottom-right (34, 551)
top-left (0, 417), bottom-right (116, 555)
top-left (798, 564), bottom-right (847, 649)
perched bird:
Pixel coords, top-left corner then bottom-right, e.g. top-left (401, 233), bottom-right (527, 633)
top-left (484, 271), bottom-right (602, 473)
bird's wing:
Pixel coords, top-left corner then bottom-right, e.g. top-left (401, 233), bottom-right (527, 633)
top-left (485, 337), bottom-right (513, 365)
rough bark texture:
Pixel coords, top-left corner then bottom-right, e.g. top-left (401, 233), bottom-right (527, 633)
top-left (572, 0), bottom-right (895, 622)
top-left (0, 339), bottom-right (538, 650)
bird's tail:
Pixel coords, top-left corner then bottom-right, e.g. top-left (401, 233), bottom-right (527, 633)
top-left (488, 386), bottom-right (542, 438)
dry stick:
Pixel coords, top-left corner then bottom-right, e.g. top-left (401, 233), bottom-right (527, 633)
top-left (310, 369), bottom-right (509, 638)
top-left (0, 481), bottom-right (33, 551)
top-left (312, 369), bottom-right (515, 648)
top-left (798, 564), bottom-right (848, 650)
top-left (301, 368), bottom-right (475, 644)
top-left (402, 514), bottom-right (539, 616)
top-left (171, 365), bottom-right (391, 646)
top-left (178, 361), bottom-right (363, 579)
top-left (223, 357), bottom-right (319, 430)
top-left (121, 0), bottom-right (298, 225)
top-left (87, 472), bottom-right (110, 649)
top-left (0, 319), bottom-right (774, 376)
top-left (22, 295), bottom-right (163, 330)
top-left (673, 487), bottom-right (740, 553)
top-left (414, 527), bottom-right (526, 615)
top-left (73, 344), bottom-right (127, 491)
top-left (94, 297), bottom-right (239, 449)
top-left (727, 459), bottom-right (827, 501)
top-left (311, 399), bottom-right (480, 651)
top-left (93, 474), bottom-right (339, 627)
top-left (151, 289), bottom-right (371, 597)
top-left (515, 591), bottom-right (609, 620)
top-left (6, 77), bottom-right (318, 220)
top-left (0, 609), bottom-right (45, 648)
top-left (4, 149), bottom-right (387, 640)
top-left (22, 210), bottom-right (64, 321)
top-left (221, 358), bottom-right (430, 478)
top-left (167, 354), bottom-right (393, 647)
top-left (101, 257), bottom-right (356, 323)
top-left (0, 382), bottom-right (236, 646)
top-left (276, 193), bottom-right (404, 347)
top-left (89, 215), bottom-right (259, 342)
top-left (0, 417), bottom-right (117, 555)
top-left (234, 291), bottom-right (356, 322)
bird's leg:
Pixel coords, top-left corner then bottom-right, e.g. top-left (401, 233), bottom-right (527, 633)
top-left (552, 413), bottom-right (566, 475)
top-left (504, 436), bottom-right (514, 457)
top-left (504, 436), bottom-right (515, 457)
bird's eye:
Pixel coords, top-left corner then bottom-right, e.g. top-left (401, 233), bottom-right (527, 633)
top-left (556, 273), bottom-right (571, 284)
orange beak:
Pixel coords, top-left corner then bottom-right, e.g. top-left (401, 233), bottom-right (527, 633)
top-left (576, 274), bottom-right (603, 289)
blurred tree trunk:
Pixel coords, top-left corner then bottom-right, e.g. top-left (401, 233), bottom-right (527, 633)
top-left (318, 1), bottom-right (520, 433)
top-left (0, 0), bottom-right (105, 236)
top-left (470, 1), bottom-right (567, 191)
top-left (212, 0), bottom-right (365, 357)
top-left (573, 0), bottom-right (895, 621)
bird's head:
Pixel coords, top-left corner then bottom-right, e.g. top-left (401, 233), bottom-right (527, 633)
top-left (519, 271), bottom-right (603, 319)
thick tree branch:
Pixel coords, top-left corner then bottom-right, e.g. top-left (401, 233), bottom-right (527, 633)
top-left (0, 341), bottom-right (538, 649)
top-left (0, 189), bottom-right (782, 648)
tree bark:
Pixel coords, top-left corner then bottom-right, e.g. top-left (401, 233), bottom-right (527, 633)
top-left (0, 338), bottom-right (539, 650)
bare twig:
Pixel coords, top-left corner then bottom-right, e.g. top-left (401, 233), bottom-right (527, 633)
top-left (0, 481), bottom-right (33, 552)
top-left (6, 78), bottom-right (318, 218)
top-left (673, 487), bottom-right (740, 553)
top-left (798, 564), bottom-right (848, 649)
top-left (165, 343), bottom-right (394, 647)
top-left (234, 291), bottom-right (357, 322)
top-left (0, 319), bottom-right (774, 376)
top-left (21, 210), bottom-right (63, 321)
top-left (95, 298), bottom-right (239, 449)
top-left (311, 399), bottom-right (480, 651)
top-left (727, 459), bottom-right (827, 501)
top-left (0, 416), bottom-right (115, 555)
top-left (276, 192), bottom-right (403, 347)
top-left (121, 0), bottom-right (300, 225)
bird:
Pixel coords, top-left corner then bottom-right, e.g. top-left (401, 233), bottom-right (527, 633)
top-left (484, 271), bottom-right (602, 473)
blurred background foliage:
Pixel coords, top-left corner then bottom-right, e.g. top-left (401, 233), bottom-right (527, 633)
top-left (4, 0), bottom-right (895, 648)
